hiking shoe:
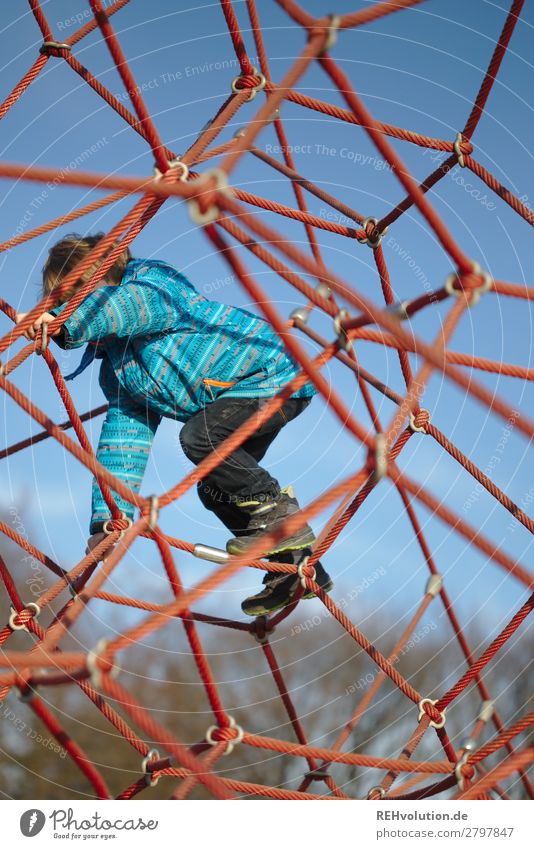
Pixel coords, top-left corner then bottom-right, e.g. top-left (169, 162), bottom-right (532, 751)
top-left (241, 551), bottom-right (334, 616)
top-left (226, 487), bottom-right (315, 556)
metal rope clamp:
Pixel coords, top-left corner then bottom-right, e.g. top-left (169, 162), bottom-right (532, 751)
top-left (251, 614), bottom-right (270, 645)
top-left (357, 216), bottom-right (388, 249)
top-left (205, 715), bottom-right (244, 756)
top-left (153, 155), bottom-right (189, 182)
top-left (417, 697), bottom-right (446, 729)
top-left (444, 261), bottom-right (492, 307)
top-left (102, 512), bottom-right (133, 541)
top-left (231, 66), bottom-right (267, 101)
top-left (193, 543), bottom-right (230, 564)
top-left (36, 322), bottom-right (48, 355)
top-left (290, 305), bottom-right (311, 325)
top-left (319, 14), bottom-right (341, 54)
top-left (385, 300), bottom-right (410, 321)
top-left (316, 282), bottom-right (332, 301)
top-left (142, 748), bottom-right (161, 787)
top-left (297, 282), bottom-right (332, 325)
top-left (86, 638), bottom-right (118, 689)
top-left (453, 132), bottom-right (467, 167)
top-left (425, 573), bottom-right (443, 598)
top-left (9, 602), bottom-right (40, 632)
top-left (367, 785), bottom-right (386, 799)
top-left (370, 433), bottom-right (388, 483)
top-left (146, 495), bottom-right (159, 531)
top-left (189, 168), bottom-right (233, 226)
top-left (409, 408), bottom-right (430, 434)
top-left (40, 41), bottom-right (71, 55)
top-left (455, 739), bottom-right (475, 791)
top-left (333, 308), bottom-right (352, 351)
top-left (297, 556), bottom-right (316, 589)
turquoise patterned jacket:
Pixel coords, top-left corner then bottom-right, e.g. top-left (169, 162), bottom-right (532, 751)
top-left (52, 259), bottom-right (315, 532)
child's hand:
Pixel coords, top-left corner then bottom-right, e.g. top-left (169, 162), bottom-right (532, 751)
top-left (15, 311), bottom-right (60, 341)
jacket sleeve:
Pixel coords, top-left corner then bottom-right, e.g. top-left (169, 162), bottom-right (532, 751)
top-left (90, 366), bottom-right (162, 534)
top-left (59, 282), bottom-right (187, 348)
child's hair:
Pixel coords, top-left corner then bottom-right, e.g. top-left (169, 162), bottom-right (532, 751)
top-left (42, 233), bottom-right (132, 303)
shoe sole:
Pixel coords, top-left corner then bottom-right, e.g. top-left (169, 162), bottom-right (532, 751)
top-left (242, 579), bottom-right (334, 617)
top-left (227, 532), bottom-right (316, 557)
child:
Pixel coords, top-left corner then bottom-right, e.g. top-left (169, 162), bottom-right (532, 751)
top-left (17, 234), bottom-right (333, 615)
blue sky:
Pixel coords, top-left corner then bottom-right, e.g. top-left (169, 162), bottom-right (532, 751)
top-left (1, 0), bottom-right (533, 651)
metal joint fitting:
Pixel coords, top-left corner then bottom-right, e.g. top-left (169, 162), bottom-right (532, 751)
top-left (297, 556), bottom-right (316, 589)
top-left (444, 261), bottom-right (492, 307)
top-left (417, 697), bottom-right (446, 729)
top-left (409, 408), bottom-right (430, 434)
top-left (315, 282), bottom-right (332, 300)
top-left (425, 573), bottom-right (443, 598)
top-left (358, 216), bottom-right (388, 249)
top-left (193, 544), bottom-right (230, 564)
top-left (153, 155), bottom-right (189, 182)
top-left (36, 322), bottom-right (48, 355)
top-left (453, 132), bottom-right (466, 167)
top-left (40, 41), bottom-right (71, 55)
top-left (385, 300), bottom-right (410, 321)
top-left (290, 306), bottom-right (311, 325)
top-left (321, 14), bottom-right (341, 53)
top-left (367, 785), bottom-right (386, 799)
top-left (147, 495), bottom-right (159, 531)
top-left (478, 700), bottom-right (495, 723)
top-left (333, 308), bottom-right (352, 351)
top-left (102, 512), bottom-right (133, 541)
top-left (371, 433), bottom-right (387, 483)
top-left (231, 66), bottom-right (267, 101)
top-left (188, 168), bottom-right (232, 225)
top-left (9, 602), bottom-right (40, 632)
top-left (205, 715), bottom-right (244, 756)
top-left (86, 638), bottom-right (117, 689)
top-left (142, 748), bottom-right (161, 787)
top-left (455, 748), bottom-right (473, 791)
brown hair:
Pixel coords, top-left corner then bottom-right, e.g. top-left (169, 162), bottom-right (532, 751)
top-left (42, 233), bottom-right (132, 303)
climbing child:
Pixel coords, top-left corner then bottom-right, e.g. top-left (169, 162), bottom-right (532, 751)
top-left (17, 234), bottom-right (333, 615)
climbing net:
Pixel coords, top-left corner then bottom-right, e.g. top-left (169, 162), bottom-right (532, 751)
top-left (1, 0), bottom-right (533, 801)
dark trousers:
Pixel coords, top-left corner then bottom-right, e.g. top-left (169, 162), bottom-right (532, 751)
top-left (179, 395), bottom-right (311, 534)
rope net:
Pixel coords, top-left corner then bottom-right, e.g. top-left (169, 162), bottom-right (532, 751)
top-left (1, 0), bottom-right (533, 800)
